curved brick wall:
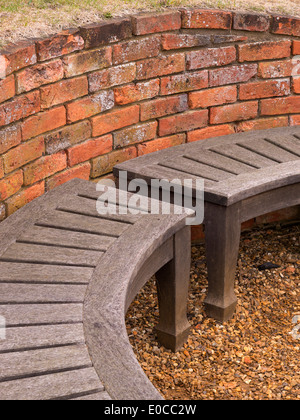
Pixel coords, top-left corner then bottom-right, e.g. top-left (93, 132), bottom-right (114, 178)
top-left (0, 9), bottom-right (299, 224)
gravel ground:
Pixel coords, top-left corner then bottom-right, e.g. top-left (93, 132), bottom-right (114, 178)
top-left (126, 222), bottom-right (300, 400)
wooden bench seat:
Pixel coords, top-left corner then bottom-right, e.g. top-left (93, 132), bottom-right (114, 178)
top-left (114, 126), bottom-right (300, 322)
top-left (0, 179), bottom-right (192, 400)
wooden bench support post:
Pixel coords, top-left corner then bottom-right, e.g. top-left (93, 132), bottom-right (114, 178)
top-left (204, 203), bottom-right (241, 322)
top-left (155, 226), bottom-right (191, 352)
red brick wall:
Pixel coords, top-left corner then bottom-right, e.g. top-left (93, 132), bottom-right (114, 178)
top-left (0, 9), bottom-right (299, 222)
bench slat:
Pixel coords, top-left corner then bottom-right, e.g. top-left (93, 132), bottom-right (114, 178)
top-left (0, 303), bottom-right (83, 326)
top-left (0, 262), bottom-right (94, 283)
top-left (237, 138), bottom-right (299, 162)
top-left (0, 283), bottom-right (87, 303)
top-left (0, 344), bottom-right (92, 382)
top-left (263, 134), bottom-right (300, 157)
top-left (37, 210), bottom-right (129, 237)
top-left (209, 144), bottom-right (276, 168)
top-left (0, 367), bottom-right (103, 400)
top-left (0, 324), bottom-right (85, 352)
top-left (18, 226), bottom-right (115, 251)
top-left (1, 243), bottom-right (103, 267)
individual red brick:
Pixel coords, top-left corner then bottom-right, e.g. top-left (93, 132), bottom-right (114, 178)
top-left (239, 78), bottom-right (290, 100)
top-left (63, 47), bottom-right (112, 78)
top-left (3, 136), bottom-right (44, 173)
top-left (293, 77), bottom-right (300, 94)
top-left (159, 110), bottom-right (208, 137)
top-left (189, 86), bottom-right (237, 109)
top-left (236, 116), bottom-right (289, 132)
top-left (182, 9), bottom-right (232, 30)
top-left (23, 151), bottom-right (67, 185)
top-left (161, 34), bottom-right (210, 50)
top-left (293, 41), bottom-right (300, 55)
top-left (210, 101), bottom-right (258, 124)
top-left (140, 95), bottom-right (188, 121)
top-left (271, 15), bottom-right (300, 36)
top-left (0, 75), bottom-right (15, 104)
top-left (0, 91), bottom-right (40, 127)
top-left (233, 12), bottom-right (270, 32)
top-left (0, 42), bottom-right (37, 77)
top-left (209, 63), bottom-right (257, 87)
top-left (136, 53), bottom-right (185, 80)
top-left (36, 29), bottom-right (84, 61)
top-left (161, 71), bottom-right (208, 95)
top-left (91, 146), bottom-right (137, 177)
top-left (132, 11), bottom-right (181, 35)
top-left (187, 124), bottom-right (235, 142)
top-left (113, 36), bottom-right (160, 65)
top-left (290, 115), bottom-right (300, 125)
top-left (137, 134), bottom-right (185, 156)
top-left (113, 122), bottom-right (157, 149)
top-left (187, 46), bottom-right (236, 70)
top-left (46, 163), bottom-right (91, 190)
top-left (0, 159), bottom-right (4, 179)
top-left (238, 41), bottom-right (291, 62)
top-left (0, 124), bottom-right (21, 154)
top-left (22, 106), bottom-right (66, 141)
top-left (261, 96), bottom-right (300, 115)
top-left (258, 59), bottom-right (294, 79)
top-left (0, 170), bottom-right (23, 200)
top-left (16, 60), bottom-right (64, 94)
top-left (81, 19), bottom-right (132, 48)
top-left (88, 63), bottom-right (136, 93)
top-left (66, 91), bottom-right (114, 123)
top-left (191, 225), bottom-right (205, 243)
top-left (6, 181), bottom-right (45, 216)
top-left (67, 135), bottom-right (113, 166)
top-left (40, 76), bottom-right (88, 109)
top-left (44, 120), bottom-right (91, 154)
top-left (114, 79), bottom-right (159, 105)
top-left (92, 105), bottom-right (139, 137)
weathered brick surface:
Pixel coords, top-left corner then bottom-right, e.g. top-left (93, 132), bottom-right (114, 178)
top-left (140, 95), bottom-right (188, 121)
top-left (236, 116), bottom-right (289, 132)
top-left (187, 124), bottom-right (235, 142)
top-left (92, 105), bottom-right (140, 137)
top-left (137, 134), bottom-right (185, 155)
top-left (36, 29), bottom-right (84, 61)
top-left (0, 124), bottom-right (21, 155)
top-left (161, 71), bottom-right (208, 95)
top-left (293, 77), bottom-right (300, 94)
top-left (239, 78), bottom-right (290, 100)
top-left (239, 41), bottom-right (291, 62)
top-left (88, 63), bottom-right (136, 93)
top-left (113, 122), bottom-right (157, 149)
top-left (81, 19), bottom-right (132, 48)
top-left (91, 147), bottom-right (137, 178)
top-left (261, 96), bottom-right (300, 115)
top-left (16, 60), bottom-right (64, 94)
top-left (0, 75), bottom-right (15, 104)
top-left (212, 34), bottom-right (248, 43)
top-left (293, 41), bottom-right (300, 55)
top-left (189, 86), bottom-right (237, 109)
top-left (182, 9), bottom-right (232, 30)
top-left (23, 151), bottom-right (67, 185)
top-left (0, 170), bottom-right (23, 200)
top-left (6, 181), bottom-right (45, 216)
top-left (67, 135), bottom-right (113, 166)
top-left (136, 53), bottom-right (185, 80)
top-left (41, 76), bottom-right (88, 109)
top-left (159, 110), bottom-right (208, 136)
top-left (233, 13), bottom-right (270, 32)
top-left (271, 15), bottom-right (300, 36)
top-left (45, 120), bottom-right (91, 154)
top-left (187, 46), bottom-right (236, 70)
top-left (0, 91), bottom-right (40, 127)
top-left (0, 42), bottom-right (37, 77)
top-left (210, 101), bottom-right (258, 124)
top-left (290, 115), bottom-right (300, 126)
top-left (46, 163), bottom-right (91, 190)
top-left (258, 60), bottom-right (294, 79)
top-left (132, 12), bottom-right (181, 35)
top-left (22, 106), bottom-right (66, 141)
top-left (114, 79), bottom-right (159, 105)
top-left (66, 90), bottom-right (114, 123)
top-left (113, 36), bottom-right (160, 65)
top-left (161, 34), bottom-right (210, 50)
top-left (63, 47), bottom-right (112, 77)
top-left (209, 63), bottom-right (257, 87)
top-left (3, 136), bottom-right (44, 173)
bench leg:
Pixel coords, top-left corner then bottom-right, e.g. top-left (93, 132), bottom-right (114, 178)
top-left (204, 203), bottom-right (241, 322)
top-left (155, 226), bottom-right (191, 352)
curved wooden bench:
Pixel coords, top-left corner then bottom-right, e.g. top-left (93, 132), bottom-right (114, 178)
top-left (114, 126), bottom-right (300, 322)
top-left (0, 179), bottom-right (191, 400)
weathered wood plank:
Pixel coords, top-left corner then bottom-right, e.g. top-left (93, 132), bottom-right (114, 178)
top-left (0, 367), bottom-right (103, 400)
top-left (0, 262), bottom-right (94, 283)
top-left (0, 303), bottom-right (83, 326)
top-left (71, 391), bottom-right (111, 400)
top-left (0, 324), bottom-right (85, 352)
top-left (263, 134), bottom-right (300, 157)
top-left (0, 283), bottom-right (87, 303)
top-left (1, 243), bottom-right (103, 267)
top-left (237, 138), bottom-right (299, 162)
top-left (18, 226), bottom-right (115, 251)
